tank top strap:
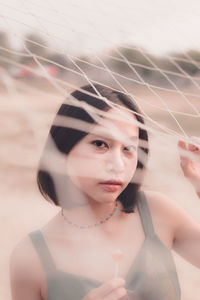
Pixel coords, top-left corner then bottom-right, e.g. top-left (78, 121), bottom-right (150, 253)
top-left (137, 190), bottom-right (155, 236)
top-left (28, 229), bottom-right (56, 274)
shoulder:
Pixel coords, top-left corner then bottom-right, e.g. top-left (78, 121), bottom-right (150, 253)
top-left (142, 189), bottom-right (181, 214)
top-left (141, 189), bottom-right (193, 228)
top-left (138, 190), bottom-right (186, 247)
top-left (10, 234), bottom-right (33, 272)
top-left (10, 233), bottom-right (40, 279)
top-left (9, 233), bottom-right (45, 297)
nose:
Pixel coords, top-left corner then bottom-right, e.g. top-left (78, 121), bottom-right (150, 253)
top-left (106, 148), bottom-right (124, 174)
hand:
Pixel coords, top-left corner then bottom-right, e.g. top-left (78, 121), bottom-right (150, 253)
top-left (82, 277), bottom-right (128, 300)
top-left (178, 136), bottom-right (200, 196)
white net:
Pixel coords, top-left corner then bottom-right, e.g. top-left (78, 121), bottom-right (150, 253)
top-left (1, 1), bottom-right (200, 300)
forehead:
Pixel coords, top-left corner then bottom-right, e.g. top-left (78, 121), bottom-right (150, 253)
top-left (89, 107), bottom-right (139, 141)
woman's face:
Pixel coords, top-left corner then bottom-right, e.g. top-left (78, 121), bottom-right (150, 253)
top-left (66, 107), bottom-right (139, 205)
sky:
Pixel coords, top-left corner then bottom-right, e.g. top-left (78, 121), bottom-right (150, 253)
top-left (0, 0), bottom-right (200, 57)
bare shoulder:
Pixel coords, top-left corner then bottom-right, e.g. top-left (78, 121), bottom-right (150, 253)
top-left (137, 189), bottom-right (187, 247)
top-left (142, 189), bottom-right (193, 227)
top-left (10, 234), bottom-right (45, 300)
top-left (10, 234), bottom-right (38, 276)
top-left (143, 189), bottom-right (181, 214)
top-left (141, 189), bottom-right (200, 258)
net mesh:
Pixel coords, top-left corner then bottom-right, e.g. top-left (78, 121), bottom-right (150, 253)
top-left (1, 1), bottom-right (200, 299)
top-left (1, 1), bottom-right (200, 185)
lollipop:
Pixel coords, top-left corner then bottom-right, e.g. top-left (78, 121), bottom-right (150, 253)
top-left (112, 249), bottom-right (124, 278)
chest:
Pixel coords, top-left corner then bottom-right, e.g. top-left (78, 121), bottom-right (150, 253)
top-left (40, 212), bottom-right (173, 300)
top-left (52, 215), bottom-right (144, 277)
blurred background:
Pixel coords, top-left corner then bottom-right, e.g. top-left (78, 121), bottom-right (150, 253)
top-left (0, 0), bottom-right (200, 299)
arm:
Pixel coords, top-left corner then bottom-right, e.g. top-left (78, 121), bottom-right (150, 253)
top-left (171, 201), bottom-right (200, 269)
top-left (178, 136), bottom-right (200, 198)
top-left (149, 191), bottom-right (200, 269)
top-left (172, 136), bottom-right (200, 267)
top-left (9, 236), bottom-right (43, 300)
top-left (145, 190), bottom-right (200, 269)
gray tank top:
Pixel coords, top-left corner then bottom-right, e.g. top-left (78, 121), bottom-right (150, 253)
top-left (28, 191), bottom-right (181, 300)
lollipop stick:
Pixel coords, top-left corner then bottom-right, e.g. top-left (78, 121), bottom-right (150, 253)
top-left (114, 261), bottom-right (119, 278)
top-left (112, 250), bottom-right (130, 299)
top-left (112, 249), bottom-right (123, 279)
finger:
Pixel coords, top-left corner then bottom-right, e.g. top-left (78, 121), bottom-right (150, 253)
top-left (179, 156), bottom-right (190, 168)
top-left (188, 143), bottom-right (200, 152)
top-left (178, 139), bottom-right (200, 159)
top-left (178, 141), bottom-right (189, 160)
top-left (177, 136), bottom-right (200, 151)
top-left (104, 287), bottom-right (127, 300)
top-left (188, 136), bottom-right (200, 153)
top-left (88, 278), bottom-right (125, 298)
top-left (180, 164), bottom-right (199, 180)
top-left (178, 140), bottom-right (187, 150)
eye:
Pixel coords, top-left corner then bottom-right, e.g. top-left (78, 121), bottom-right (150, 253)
top-left (124, 145), bottom-right (137, 153)
top-left (91, 140), bottom-right (108, 149)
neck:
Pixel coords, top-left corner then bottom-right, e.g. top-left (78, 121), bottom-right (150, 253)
top-left (63, 199), bottom-right (120, 223)
top-left (54, 177), bottom-right (124, 234)
top-left (60, 198), bottom-right (123, 234)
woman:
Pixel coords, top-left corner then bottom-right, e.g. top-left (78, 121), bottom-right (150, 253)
top-left (10, 84), bottom-right (200, 300)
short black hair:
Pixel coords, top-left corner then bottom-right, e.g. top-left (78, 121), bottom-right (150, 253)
top-left (37, 84), bottom-right (149, 213)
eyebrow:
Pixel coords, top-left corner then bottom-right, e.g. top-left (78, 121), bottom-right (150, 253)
top-left (89, 132), bottom-right (139, 143)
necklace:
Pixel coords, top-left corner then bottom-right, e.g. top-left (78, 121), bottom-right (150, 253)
top-left (61, 200), bottom-right (119, 229)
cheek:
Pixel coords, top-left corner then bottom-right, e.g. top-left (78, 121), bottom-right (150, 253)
top-left (125, 154), bottom-right (138, 179)
top-left (66, 154), bottom-right (101, 183)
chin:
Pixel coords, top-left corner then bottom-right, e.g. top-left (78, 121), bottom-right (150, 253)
top-left (84, 190), bottom-right (118, 205)
top-left (98, 197), bottom-right (117, 204)
top-left (87, 197), bottom-right (114, 205)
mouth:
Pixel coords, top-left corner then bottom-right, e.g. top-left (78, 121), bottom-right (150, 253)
top-left (99, 180), bottom-right (123, 192)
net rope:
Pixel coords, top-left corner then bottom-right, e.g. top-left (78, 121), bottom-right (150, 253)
top-left (0, 0), bottom-right (200, 186)
top-left (2, 4), bottom-right (200, 300)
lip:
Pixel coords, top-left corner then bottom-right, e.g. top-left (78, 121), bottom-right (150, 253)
top-left (99, 180), bottom-right (123, 185)
top-left (99, 180), bottom-right (123, 192)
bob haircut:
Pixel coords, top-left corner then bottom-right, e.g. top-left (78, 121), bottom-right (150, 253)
top-left (37, 84), bottom-right (149, 213)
